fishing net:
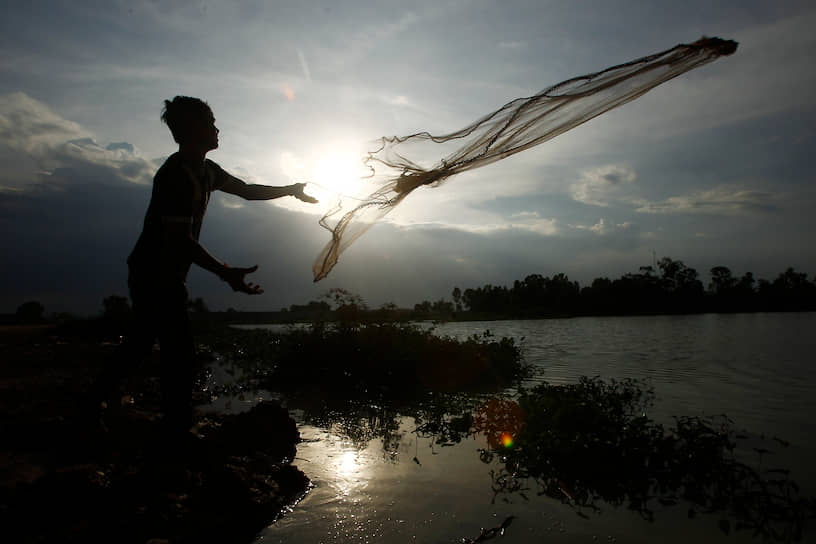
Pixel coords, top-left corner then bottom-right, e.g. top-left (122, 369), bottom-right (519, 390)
top-left (313, 37), bottom-right (737, 281)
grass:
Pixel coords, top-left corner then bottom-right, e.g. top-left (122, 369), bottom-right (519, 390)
top-left (201, 321), bottom-right (528, 401)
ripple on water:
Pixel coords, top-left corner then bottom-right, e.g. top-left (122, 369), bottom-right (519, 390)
top-left (252, 313), bottom-right (816, 542)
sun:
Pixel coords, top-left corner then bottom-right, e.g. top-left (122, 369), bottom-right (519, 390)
top-left (309, 150), bottom-right (367, 203)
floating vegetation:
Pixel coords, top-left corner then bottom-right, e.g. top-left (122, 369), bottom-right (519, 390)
top-left (203, 323), bottom-right (527, 400)
top-left (481, 377), bottom-right (816, 541)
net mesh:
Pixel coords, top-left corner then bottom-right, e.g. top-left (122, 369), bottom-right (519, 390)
top-left (313, 37), bottom-right (737, 281)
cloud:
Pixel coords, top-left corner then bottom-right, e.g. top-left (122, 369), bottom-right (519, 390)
top-left (106, 141), bottom-right (134, 153)
top-left (0, 92), bottom-right (88, 158)
top-left (507, 211), bottom-right (559, 235)
top-left (570, 218), bottom-right (634, 236)
top-left (634, 186), bottom-right (777, 215)
top-left (570, 164), bottom-right (637, 206)
top-left (0, 92), bottom-right (155, 189)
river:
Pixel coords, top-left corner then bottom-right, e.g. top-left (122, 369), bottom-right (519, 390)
top-left (239, 312), bottom-right (816, 543)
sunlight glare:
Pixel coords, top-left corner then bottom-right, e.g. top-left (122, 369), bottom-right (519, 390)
top-left (336, 449), bottom-right (359, 477)
top-left (309, 150), bottom-right (366, 203)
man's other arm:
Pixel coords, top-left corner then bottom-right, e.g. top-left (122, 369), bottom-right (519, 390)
top-left (162, 220), bottom-right (263, 294)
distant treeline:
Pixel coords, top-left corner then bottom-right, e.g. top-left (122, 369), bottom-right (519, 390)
top-left (439, 258), bottom-right (816, 319)
top-left (251, 258), bottom-right (816, 323)
top-left (6, 258), bottom-right (816, 326)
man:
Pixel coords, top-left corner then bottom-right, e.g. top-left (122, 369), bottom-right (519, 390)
top-left (92, 95), bottom-right (317, 434)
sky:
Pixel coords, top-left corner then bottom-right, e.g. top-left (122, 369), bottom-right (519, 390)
top-left (1, 0), bottom-right (815, 315)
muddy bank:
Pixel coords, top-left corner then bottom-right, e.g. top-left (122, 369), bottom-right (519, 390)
top-left (0, 325), bottom-right (308, 543)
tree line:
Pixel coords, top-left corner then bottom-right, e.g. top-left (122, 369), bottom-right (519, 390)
top-left (8, 257), bottom-right (816, 325)
top-left (439, 257), bottom-right (816, 319)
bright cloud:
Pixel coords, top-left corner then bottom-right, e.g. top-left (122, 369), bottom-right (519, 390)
top-left (571, 218), bottom-right (634, 236)
top-left (0, 92), bottom-right (154, 189)
top-left (570, 164), bottom-right (637, 207)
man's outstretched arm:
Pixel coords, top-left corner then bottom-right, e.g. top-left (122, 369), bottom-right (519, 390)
top-left (163, 220), bottom-right (263, 294)
top-left (220, 173), bottom-right (318, 203)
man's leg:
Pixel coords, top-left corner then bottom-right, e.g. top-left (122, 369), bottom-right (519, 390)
top-left (158, 283), bottom-right (195, 435)
top-left (84, 279), bottom-right (155, 414)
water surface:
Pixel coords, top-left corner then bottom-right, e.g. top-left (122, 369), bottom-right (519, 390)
top-left (246, 313), bottom-right (816, 543)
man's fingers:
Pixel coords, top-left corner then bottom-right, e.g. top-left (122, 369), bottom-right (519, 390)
top-left (294, 183), bottom-right (318, 204)
top-left (243, 283), bottom-right (263, 295)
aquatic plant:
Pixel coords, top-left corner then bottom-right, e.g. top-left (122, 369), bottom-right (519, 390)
top-left (480, 377), bottom-right (815, 541)
top-left (203, 323), bottom-right (527, 400)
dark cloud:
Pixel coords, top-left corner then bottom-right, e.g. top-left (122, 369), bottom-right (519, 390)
top-left (634, 187), bottom-right (778, 215)
top-left (106, 142), bottom-right (134, 153)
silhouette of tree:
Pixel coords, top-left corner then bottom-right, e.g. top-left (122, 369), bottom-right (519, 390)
top-left (658, 257), bottom-right (703, 296)
top-left (102, 295), bottom-right (131, 319)
top-left (736, 271), bottom-right (755, 294)
top-left (15, 301), bottom-right (44, 323)
top-left (768, 267), bottom-right (816, 310)
top-left (452, 287), bottom-right (463, 313)
top-left (444, 257), bottom-right (814, 319)
top-left (431, 299), bottom-right (455, 318)
top-left (375, 302), bottom-right (401, 322)
top-left (188, 297), bottom-right (209, 313)
top-left (413, 300), bottom-right (433, 317)
top-left (708, 266), bottom-right (736, 295)
top-left (321, 288), bottom-right (368, 329)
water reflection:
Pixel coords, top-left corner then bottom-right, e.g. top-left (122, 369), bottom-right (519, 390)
top-left (268, 378), bottom-right (815, 542)
top-left (212, 318), bottom-right (816, 542)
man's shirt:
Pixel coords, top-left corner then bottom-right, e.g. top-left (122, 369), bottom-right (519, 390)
top-left (128, 152), bottom-right (230, 282)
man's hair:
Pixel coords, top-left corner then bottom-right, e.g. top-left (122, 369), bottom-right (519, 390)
top-left (160, 96), bottom-right (212, 144)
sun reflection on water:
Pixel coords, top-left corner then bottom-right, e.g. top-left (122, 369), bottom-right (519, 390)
top-left (335, 449), bottom-right (360, 479)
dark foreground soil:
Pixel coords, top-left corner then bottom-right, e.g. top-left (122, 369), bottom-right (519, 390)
top-left (0, 324), bottom-right (309, 544)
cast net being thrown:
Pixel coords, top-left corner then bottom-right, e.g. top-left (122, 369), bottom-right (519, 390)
top-left (313, 37), bottom-right (738, 281)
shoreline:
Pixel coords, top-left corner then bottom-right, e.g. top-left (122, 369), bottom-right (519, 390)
top-left (0, 325), bottom-right (308, 543)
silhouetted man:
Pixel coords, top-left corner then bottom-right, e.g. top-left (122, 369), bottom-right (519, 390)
top-left (91, 96), bottom-right (317, 435)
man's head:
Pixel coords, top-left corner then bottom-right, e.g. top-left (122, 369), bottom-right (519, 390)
top-left (161, 96), bottom-right (219, 151)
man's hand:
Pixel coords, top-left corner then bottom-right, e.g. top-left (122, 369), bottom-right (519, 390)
top-left (220, 265), bottom-right (264, 294)
top-left (291, 183), bottom-right (318, 204)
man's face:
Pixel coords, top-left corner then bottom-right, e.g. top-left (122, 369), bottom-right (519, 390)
top-left (190, 110), bottom-right (219, 151)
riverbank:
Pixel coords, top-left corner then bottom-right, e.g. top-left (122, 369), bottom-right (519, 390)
top-left (0, 324), bottom-right (308, 544)
top-left (0, 319), bottom-right (524, 543)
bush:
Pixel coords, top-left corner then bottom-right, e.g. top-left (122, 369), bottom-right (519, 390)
top-left (202, 322), bottom-right (527, 400)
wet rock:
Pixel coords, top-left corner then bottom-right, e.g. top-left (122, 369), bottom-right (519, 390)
top-left (1, 401), bottom-right (308, 544)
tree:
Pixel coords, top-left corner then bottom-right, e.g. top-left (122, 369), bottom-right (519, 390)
top-left (413, 300), bottom-right (433, 317)
top-left (431, 299), bottom-right (455, 316)
top-left (322, 288), bottom-right (367, 329)
top-left (102, 295), bottom-right (130, 319)
top-left (658, 257), bottom-right (703, 299)
top-left (735, 272), bottom-right (755, 294)
top-left (376, 301), bottom-right (401, 322)
top-left (188, 297), bottom-right (209, 313)
top-left (322, 288), bottom-right (367, 311)
top-left (452, 287), bottom-right (463, 313)
top-left (708, 266), bottom-right (736, 295)
top-left (16, 301), bottom-right (44, 323)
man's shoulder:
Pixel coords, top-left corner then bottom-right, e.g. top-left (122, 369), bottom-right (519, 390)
top-left (204, 158), bottom-right (227, 176)
top-left (204, 158), bottom-right (230, 189)
top-left (155, 152), bottom-right (184, 179)
top-left (152, 153), bottom-right (194, 199)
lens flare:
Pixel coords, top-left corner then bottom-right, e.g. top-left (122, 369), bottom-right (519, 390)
top-left (500, 432), bottom-right (514, 448)
top-left (281, 83), bottom-right (295, 102)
